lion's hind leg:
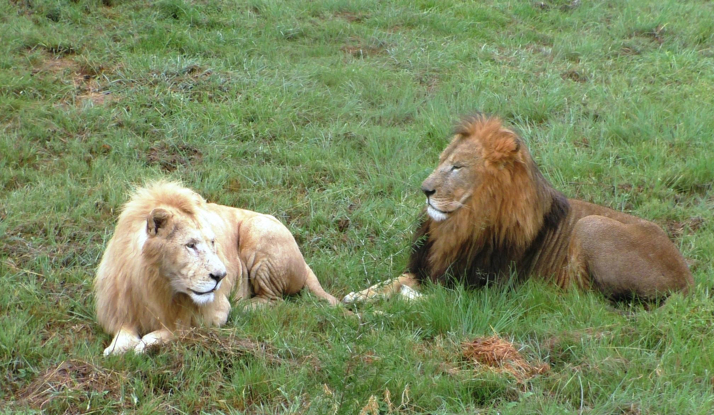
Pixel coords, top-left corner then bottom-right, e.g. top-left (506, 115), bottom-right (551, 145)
top-left (245, 295), bottom-right (279, 309)
top-left (104, 326), bottom-right (141, 356)
top-left (571, 215), bottom-right (692, 301)
top-left (342, 273), bottom-right (421, 304)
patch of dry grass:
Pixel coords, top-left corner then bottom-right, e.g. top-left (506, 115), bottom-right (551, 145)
top-left (462, 335), bottom-right (550, 382)
top-left (17, 359), bottom-right (125, 413)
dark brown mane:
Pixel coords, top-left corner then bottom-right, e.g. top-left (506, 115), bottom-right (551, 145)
top-left (407, 115), bottom-right (570, 286)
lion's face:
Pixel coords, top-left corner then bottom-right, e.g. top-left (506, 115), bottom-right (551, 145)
top-left (421, 116), bottom-right (521, 223)
top-left (143, 208), bottom-right (227, 305)
top-left (421, 138), bottom-right (483, 222)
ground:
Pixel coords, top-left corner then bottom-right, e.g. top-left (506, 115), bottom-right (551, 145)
top-left (1, 0), bottom-right (713, 413)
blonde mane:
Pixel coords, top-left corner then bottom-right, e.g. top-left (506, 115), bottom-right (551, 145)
top-left (94, 182), bottom-right (208, 335)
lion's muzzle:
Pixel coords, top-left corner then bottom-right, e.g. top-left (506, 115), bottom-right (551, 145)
top-left (210, 270), bottom-right (226, 283)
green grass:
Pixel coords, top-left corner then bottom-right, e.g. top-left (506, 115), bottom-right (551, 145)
top-left (2, 0), bottom-right (713, 412)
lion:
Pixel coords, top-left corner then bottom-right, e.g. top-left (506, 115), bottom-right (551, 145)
top-left (343, 114), bottom-right (693, 304)
top-left (95, 181), bottom-right (339, 356)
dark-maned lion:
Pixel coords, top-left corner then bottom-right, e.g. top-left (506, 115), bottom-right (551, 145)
top-left (95, 181), bottom-right (338, 356)
top-left (343, 114), bottom-right (693, 304)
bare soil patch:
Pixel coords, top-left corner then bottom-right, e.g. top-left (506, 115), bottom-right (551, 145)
top-left (34, 54), bottom-right (113, 106)
top-left (146, 142), bottom-right (203, 172)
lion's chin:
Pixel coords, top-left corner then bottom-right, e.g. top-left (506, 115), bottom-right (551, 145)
top-left (189, 291), bottom-right (216, 305)
top-left (185, 280), bottom-right (221, 305)
top-left (427, 205), bottom-right (449, 222)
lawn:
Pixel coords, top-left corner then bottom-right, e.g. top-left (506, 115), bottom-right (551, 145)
top-left (1, 0), bottom-right (713, 413)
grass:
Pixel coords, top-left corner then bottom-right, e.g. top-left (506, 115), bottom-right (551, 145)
top-left (1, 0), bottom-right (713, 413)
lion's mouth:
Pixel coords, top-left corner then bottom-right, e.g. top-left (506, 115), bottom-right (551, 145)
top-left (427, 204), bottom-right (450, 222)
top-left (189, 279), bottom-right (222, 296)
top-left (190, 286), bottom-right (217, 296)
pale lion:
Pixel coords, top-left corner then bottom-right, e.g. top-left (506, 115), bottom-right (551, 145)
top-left (344, 114), bottom-right (693, 304)
top-left (95, 181), bottom-right (338, 356)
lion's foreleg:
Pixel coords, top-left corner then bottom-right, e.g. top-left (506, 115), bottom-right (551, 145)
top-left (134, 328), bottom-right (173, 354)
top-left (204, 293), bottom-right (231, 327)
top-left (563, 234), bottom-right (592, 292)
top-left (342, 273), bottom-right (420, 304)
top-left (104, 326), bottom-right (142, 356)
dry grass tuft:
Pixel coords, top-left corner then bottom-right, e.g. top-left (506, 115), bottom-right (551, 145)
top-left (173, 327), bottom-right (280, 362)
top-left (462, 335), bottom-right (550, 381)
top-left (359, 394), bottom-right (380, 415)
top-left (356, 386), bottom-right (412, 415)
top-left (17, 359), bottom-right (125, 412)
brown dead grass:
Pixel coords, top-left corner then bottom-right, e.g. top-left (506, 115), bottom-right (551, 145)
top-left (359, 394), bottom-right (380, 415)
top-left (172, 328), bottom-right (282, 363)
top-left (664, 216), bottom-right (704, 239)
top-left (462, 335), bottom-right (550, 382)
top-left (16, 359), bottom-right (126, 413)
top-left (167, 328), bottom-right (321, 372)
top-left (358, 386), bottom-right (412, 415)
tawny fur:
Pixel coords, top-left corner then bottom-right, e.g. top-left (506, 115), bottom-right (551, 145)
top-left (95, 181), bottom-right (338, 355)
top-left (344, 114), bottom-right (693, 304)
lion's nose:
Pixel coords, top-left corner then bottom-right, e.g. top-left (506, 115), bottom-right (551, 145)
top-left (422, 185), bottom-right (436, 197)
top-left (209, 271), bottom-right (226, 283)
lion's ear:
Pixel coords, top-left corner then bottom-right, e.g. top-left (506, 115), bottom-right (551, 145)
top-left (486, 129), bottom-right (521, 167)
top-left (147, 208), bottom-right (172, 237)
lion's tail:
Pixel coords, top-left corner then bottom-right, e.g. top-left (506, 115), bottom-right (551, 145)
top-left (304, 265), bottom-right (339, 306)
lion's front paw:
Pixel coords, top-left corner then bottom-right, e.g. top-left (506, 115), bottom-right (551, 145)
top-left (134, 329), bottom-right (173, 354)
top-left (134, 332), bottom-right (165, 354)
top-left (104, 332), bottom-right (141, 356)
top-left (342, 289), bottom-right (375, 304)
top-left (133, 340), bottom-right (153, 354)
top-left (343, 283), bottom-right (422, 304)
top-left (205, 294), bottom-right (231, 327)
top-left (398, 285), bottom-right (423, 301)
